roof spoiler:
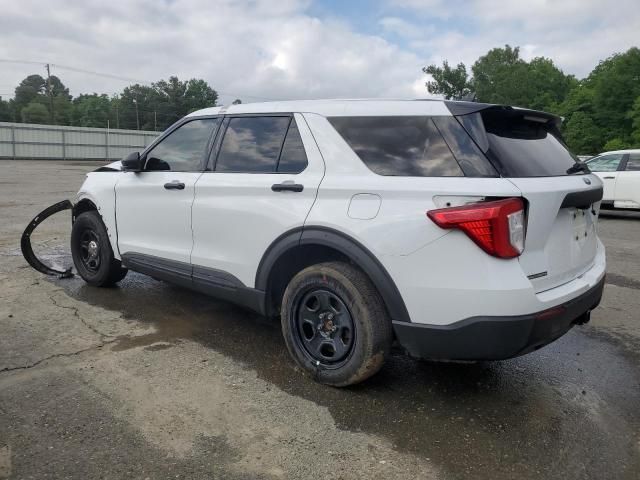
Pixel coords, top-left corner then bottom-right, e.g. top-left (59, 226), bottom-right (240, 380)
top-left (444, 101), bottom-right (562, 128)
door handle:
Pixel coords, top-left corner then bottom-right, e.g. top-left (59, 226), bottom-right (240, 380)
top-left (164, 181), bottom-right (185, 190)
top-left (271, 183), bottom-right (304, 192)
top-left (603, 176), bottom-right (615, 179)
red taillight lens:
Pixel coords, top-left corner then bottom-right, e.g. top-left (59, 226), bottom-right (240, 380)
top-left (427, 198), bottom-right (525, 258)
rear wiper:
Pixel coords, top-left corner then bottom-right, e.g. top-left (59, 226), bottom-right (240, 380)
top-left (566, 162), bottom-right (591, 175)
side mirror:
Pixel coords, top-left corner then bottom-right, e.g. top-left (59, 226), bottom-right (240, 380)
top-left (122, 152), bottom-right (143, 172)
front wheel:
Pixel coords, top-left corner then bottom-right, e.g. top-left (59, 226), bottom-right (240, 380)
top-left (71, 211), bottom-right (127, 286)
top-left (281, 261), bottom-right (392, 387)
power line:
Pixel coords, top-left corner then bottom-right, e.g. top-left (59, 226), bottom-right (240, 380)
top-left (0, 58), bottom-right (280, 102)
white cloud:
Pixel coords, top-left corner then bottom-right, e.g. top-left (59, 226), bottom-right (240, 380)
top-left (0, 0), bottom-right (431, 104)
top-left (390, 0), bottom-right (640, 78)
top-left (0, 0), bottom-right (637, 106)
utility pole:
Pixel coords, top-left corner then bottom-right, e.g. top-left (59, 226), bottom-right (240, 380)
top-left (154, 111), bottom-right (157, 131)
top-left (45, 63), bottom-right (54, 124)
top-left (133, 98), bottom-right (139, 130)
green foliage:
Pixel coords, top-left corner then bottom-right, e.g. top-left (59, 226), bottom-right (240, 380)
top-left (423, 61), bottom-right (473, 100)
top-left (4, 73), bottom-right (218, 131)
top-left (0, 98), bottom-right (11, 122)
top-left (629, 96), bottom-right (640, 144)
top-left (563, 112), bottom-right (600, 155)
top-left (72, 94), bottom-right (112, 127)
top-left (20, 101), bottom-right (49, 124)
top-left (602, 138), bottom-right (631, 151)
top-left (424, 45), bottom-right (640, 155)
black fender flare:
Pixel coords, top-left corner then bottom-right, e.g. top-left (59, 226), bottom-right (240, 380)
top-left (21, 200), bottom-right (74, 277)
top-left (255, 226), bottom-right (411, 323)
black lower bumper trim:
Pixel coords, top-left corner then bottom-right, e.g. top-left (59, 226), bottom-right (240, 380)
top-left (393, 277), bottom-right (605, 361)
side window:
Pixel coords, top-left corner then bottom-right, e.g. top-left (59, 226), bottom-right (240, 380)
top-left (586, 154), bottom-right (624, 172)
top-left (215, 116), bottom-right (290, 172)
top-left (625, 153), bottom-right (640, 171)
top-left (145, 118), bottom-right (218, 171)
top-left (277, 119), bottom-right (308, 173)
top-left (328, 116), bottom-right (463, 177)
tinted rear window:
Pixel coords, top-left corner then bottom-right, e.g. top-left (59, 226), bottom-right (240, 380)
top-left (215, 116), bottom-right (290, 173)
top-left (462, 110), bottom-right (579, 177)
top-left (329, 116), bottom-right (463, 177)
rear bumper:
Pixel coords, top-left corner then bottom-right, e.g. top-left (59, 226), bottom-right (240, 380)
top-left (392, 276), bottom-right (605, 361)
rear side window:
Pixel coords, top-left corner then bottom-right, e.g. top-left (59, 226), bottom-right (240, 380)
top-left (329, 116), bottom-right (463, 177)
top-left (461, 110), bottom-right (579, 177)
top-left (277, 120), bottom-right (308, 173)
top-left (625, 153), bottom-right (640, 171)
top-left (214, 116), bottom-right (307, 173)
top-left (586, 154), bottom-right (624, 172)
top-left (215, 116), bottom-right (289, 172)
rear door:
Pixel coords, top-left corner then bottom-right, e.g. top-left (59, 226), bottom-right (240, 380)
top-left (190, 113), bottom-right (325, 287)
top-left (457, 108), bottom-right (603, 292)
top-left (613, 152), bottom-right (640, 208)
top-left (585, 153), bottom-right (626, 201)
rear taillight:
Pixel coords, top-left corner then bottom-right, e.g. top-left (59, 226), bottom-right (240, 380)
top-left (427, 198), bottom-right (526, 258)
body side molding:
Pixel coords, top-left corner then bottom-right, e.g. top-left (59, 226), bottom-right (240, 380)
top-left (121, 252), bottom-right (266, 315)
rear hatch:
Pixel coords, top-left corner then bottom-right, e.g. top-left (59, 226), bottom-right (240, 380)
top-left (451, 104), bottom-right (602, 292)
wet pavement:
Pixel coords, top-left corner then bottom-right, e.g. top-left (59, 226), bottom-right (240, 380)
top-left (1, 161), bottom-right (639, 479)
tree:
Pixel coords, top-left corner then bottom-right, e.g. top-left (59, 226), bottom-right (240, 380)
top-left (21, 101), bottom-right (49, 124)
top-left (588, 48), bottom-right (640, 142)
top-left (13, 75), bottom-right (46, 114)
top-left (471, 45), bottom-right (524, 104)
top-left (602, 138), bottom-right (631, 151)
top-left (629, 96), bottom-right (640, 145)
top-left (0, 97), bottom-right (11, 122)
top-left (72, 94), bottom-right (112, 127)
top-left (184, 79), bottom-right (217, 112)
top-left (563, 112), bottom-right (601, 155)
top-left (423, 61), bottom-right (473, 100)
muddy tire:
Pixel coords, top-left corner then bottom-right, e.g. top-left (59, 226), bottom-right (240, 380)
top-left (71, 211), bottom-right (127, 287)
top-left (281, 261), bottom-right (392, 387)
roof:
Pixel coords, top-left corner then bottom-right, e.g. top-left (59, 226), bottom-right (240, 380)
top-left (186, 98), bottom-right (562, 123)
top-left (186, 98), bottom-right (452, 118)
top-left (597, 149), bottom-right (640, 156)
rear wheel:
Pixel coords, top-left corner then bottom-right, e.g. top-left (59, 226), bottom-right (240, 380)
top-left (281, 261), bottom-right (392, 387)
top-left (71, 211), bottom-right (127, 286)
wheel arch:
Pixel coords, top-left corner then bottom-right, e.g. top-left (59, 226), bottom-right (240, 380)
top-left (72, 197), bottom-right (98, 221)
top-left (256, 226), bottom-right (411, 323)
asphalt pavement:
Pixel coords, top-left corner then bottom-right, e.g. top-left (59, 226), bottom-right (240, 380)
top-left (0, 160), bottom-right (638, 479)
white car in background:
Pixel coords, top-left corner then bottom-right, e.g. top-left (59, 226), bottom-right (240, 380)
top-left (586, 149), bottom-right (640, 210)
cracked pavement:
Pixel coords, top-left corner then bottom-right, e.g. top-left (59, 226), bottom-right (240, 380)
top-left (1, 160), bottom-right (639, 480)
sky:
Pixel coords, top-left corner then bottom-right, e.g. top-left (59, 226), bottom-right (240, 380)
top-left (0, 0), bottom-right (638, 105)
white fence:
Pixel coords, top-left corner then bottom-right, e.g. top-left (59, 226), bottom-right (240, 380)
top-left (0, 122), bottom-right (159, 161)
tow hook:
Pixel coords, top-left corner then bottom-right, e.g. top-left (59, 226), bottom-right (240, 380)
top-left (20, 200), bottom-right (75, 278)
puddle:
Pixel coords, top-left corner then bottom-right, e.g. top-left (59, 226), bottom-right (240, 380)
top-left (51, 270), bottom-right (640, 480)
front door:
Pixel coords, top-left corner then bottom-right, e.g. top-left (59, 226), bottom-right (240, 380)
top-left (115, 117), bottom-right (220, 264)
top-left (614, 152), bottom-right (640, 208)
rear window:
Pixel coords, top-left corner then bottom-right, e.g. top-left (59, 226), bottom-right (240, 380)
top-left (328, 116), bottom-right (463, 177)
top-left (461, 110), bottom-right (579, 177)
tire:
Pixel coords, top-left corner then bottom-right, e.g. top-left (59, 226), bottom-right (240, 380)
top-left (71, 211), bottom-right (127, 287)
top-left (281, 261), bottom-right (392, 387)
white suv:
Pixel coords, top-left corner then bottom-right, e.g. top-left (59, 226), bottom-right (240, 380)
top-left (70, 99), bottom-right (606, 386)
